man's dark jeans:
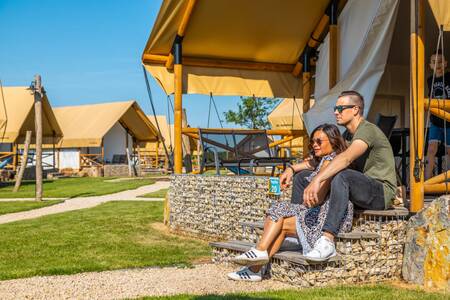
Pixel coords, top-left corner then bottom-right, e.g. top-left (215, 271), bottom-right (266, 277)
top-left (291, 169), bottom-right (385, 236)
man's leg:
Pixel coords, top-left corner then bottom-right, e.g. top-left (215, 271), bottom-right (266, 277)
top-left (426, 124), bottom-right (442, 179)
top-left (322, 169), bottom-right (385, 237)
top-left (305, 169), bottom-right (385, 261)
top-left (426, 141), bottom-right (439, 179)
top-left (291, 169), bottom-right (313, 204)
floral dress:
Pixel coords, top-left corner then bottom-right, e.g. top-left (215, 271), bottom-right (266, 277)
top-left (266, 153), bottom-right (353, 254)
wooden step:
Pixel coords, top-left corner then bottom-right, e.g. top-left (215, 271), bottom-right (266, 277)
top-left (209, 240), bottom-right (341, 266)
top-left (239, 221), bottom-right (380, 240)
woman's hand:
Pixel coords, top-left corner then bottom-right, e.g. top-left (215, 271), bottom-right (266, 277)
top-left (280, 168), bottom-right (294, 190)
top-left (303, 178), bottom-right (321, 208)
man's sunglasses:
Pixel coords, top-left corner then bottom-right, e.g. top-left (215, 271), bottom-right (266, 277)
top-left (334, 105), bottom-right (356, 113)
top-left (309, 138), bottom-right (328, 147)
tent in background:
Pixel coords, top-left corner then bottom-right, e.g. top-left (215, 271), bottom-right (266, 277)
top-left (0, 86), bottom-right (62, 170)
top-left (53, 101), bottom-right (158, 172)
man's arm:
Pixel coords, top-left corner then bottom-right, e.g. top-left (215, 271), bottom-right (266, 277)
top-left (314, 140), bottom-right (368, 182)
top-left (303, 140), bottom-right (368, 206)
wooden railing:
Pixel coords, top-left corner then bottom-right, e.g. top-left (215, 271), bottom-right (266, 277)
top-left (80, 153), bottom-right (103, 168)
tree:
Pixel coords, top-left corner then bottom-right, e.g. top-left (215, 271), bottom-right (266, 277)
top-left (224, 97), bottom-right (280, 129)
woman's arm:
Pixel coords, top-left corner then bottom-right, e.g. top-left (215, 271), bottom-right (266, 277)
top-left (280, 158), bottom-right (316, 190)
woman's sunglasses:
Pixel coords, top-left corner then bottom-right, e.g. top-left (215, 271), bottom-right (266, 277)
top-left (333, 105), bottom-right (356, 113)
top-left (309, 138), bottom-right (328, 147)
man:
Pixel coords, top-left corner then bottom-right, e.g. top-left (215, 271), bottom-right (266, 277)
top-left (425, 51), bottom-right (450, 179)
top-left (280, 90), bottom-right (397, 261)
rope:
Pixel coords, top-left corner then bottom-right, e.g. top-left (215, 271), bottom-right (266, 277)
top-left (211, 93), bottom-right (224, 128)
top-left (207, 93), bottom-right (213, 128)
top-left (439, 26), bottom-right (448, 194)
top-left (423, 26), bottom-right (443, 162)
top-left (142, 66), bottom-right (173, 170)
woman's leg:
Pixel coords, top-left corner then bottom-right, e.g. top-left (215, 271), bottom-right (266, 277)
top-left (255, 216), bottom-right (284, 252)
top-left (250, 216), bottom-right (297, 272)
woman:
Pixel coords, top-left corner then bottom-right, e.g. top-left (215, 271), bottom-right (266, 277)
top-left (227, 124), bottom-right (353, 282)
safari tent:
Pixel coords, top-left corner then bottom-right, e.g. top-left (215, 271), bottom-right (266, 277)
top-left (142, 0), bottom-right (450, 211)
top-left (53, 101), bottom-right (159, 171)
top-left (0, 86), bottom-right (63, 170)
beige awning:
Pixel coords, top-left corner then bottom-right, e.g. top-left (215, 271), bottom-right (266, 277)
top-left (428, 0), bottom-right (450, 31)
top-left (53, 101), bottom-right (159, 148)
top-left (0, 86), bottom-right (62, 144)
top-left (142, 0), bottom-right (331, 98)
top-left (268, 98), bottom-right (307, 130)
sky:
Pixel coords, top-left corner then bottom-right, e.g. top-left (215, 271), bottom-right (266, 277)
top-left (0, 0), bottom-right (241, 128)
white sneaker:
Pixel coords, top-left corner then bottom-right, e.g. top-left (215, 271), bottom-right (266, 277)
top-left (232, 248), bottom-right (269, 266)
top-left (227, 266), bottom-right (262, 282)
top-left (304, 236), bottom-right (336, 262)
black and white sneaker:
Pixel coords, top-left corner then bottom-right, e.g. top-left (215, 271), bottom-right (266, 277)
top-left (232, 248), bottom-right (269, 266)
top-left (227, 266), bottom-right (262, 282)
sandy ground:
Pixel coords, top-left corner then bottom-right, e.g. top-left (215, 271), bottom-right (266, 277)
top-left (0, 264), bottom-right (292, 300)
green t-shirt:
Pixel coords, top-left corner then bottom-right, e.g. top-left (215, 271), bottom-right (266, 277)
top-left (348, 120), bottom-right (397, 208)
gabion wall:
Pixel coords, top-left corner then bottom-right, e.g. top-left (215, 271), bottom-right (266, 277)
top-left (168, 174), bottom-right (290, 240)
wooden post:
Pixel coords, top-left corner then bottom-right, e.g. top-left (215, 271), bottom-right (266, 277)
top-left (101, 138), bottom-right (105, 165)
top-left (155, 140), bottom-right (160, 168)
top-left (174, 37), bottom-right (183, 174)
top-left (52, 132), bottom-right (56, 169)
top-left (13, 130), bottom-right (32, 192)
top-left (302, 50), bottom-right (312, 159)
top-left (329, 0), bottom-right (338, 89)
top-left (409, 0), bottom-right (425, 212)
top-left (34, 75), bottom-right (43, 201)
top-left (12, 143), bottom-right (17, 171)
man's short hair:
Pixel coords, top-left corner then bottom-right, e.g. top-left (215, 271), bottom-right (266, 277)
top-left (338, 90), bottom-right (364, 115)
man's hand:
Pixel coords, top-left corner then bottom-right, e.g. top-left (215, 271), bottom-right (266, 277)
top-left (280, 168), bottom-right (294, 190)
top-left (303, 178), bottom-right (321, 208)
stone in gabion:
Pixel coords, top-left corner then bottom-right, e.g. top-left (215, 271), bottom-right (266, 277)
top-left (402, 197), bottom-right (449, 290)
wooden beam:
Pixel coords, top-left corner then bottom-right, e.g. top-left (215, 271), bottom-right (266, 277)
top-left (182, 127), bottom-right (305, 136)
top-left (143, 55), bottom-right (297, 73)
top-left (268, 136), bottom-right (295, 148)
top-left (424, 170), bottom-right (450, 185)
top-left (429, 108), bottom-right (450, 122)
top-left (409, 0), bottom-right (425, 212)
top-left (164, 0), bottom-right (197, 70)
top-left (424, 182), bottom-right (450, 194)
top-left (183, 132), bottom-right (199, 140)
top-left (174, 64), bottom-right (183, 173)
top-left (292, 14), bottom-right (330, 77)
top-left (425, 98), bottom-right (450, 110)
top-left (13, 130), bottom-right (32, 193)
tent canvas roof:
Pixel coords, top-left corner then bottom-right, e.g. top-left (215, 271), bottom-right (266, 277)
top-left (268, 98), bottom-right (308, 130)
top-left (53, 101), bottom-right (159, 148)
top-left (142, 0), bottom-right (331, 98)
top-left (148, 115), bottom-right (171, 148)
top-left (0, 86), bottom-right (62, 144)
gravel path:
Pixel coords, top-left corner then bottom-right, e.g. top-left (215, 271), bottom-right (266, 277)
top-left (0, 181), bottom-right (169, 225)
top-left (0, 264), bottom-right (293, 299)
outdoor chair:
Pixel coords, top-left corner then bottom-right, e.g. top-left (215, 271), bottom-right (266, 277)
top-left (375, 113), bottom-right (398, 139)
top-left (198, 129), bottom-right (292, 176)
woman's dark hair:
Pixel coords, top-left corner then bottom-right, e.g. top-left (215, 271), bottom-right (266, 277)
top-left (309, 123), bottom-right (347, 161)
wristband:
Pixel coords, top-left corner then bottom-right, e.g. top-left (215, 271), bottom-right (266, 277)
top-left (287, 165), bottom-right (296, 174)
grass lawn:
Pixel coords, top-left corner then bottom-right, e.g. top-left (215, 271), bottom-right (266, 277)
top-left (139, 188), bottom-right (168, 198)
top-left (143, 284), bottom-right (448, 300)
top-left (0, 201), bottom-right (210, 280)
top-left (0, 177), bottom-right (156, 199)
top-left (0, 200), bottom-right (63, 215)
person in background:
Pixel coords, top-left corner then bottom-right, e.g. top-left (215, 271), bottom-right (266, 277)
top-left (425, 50), bottom-right (450, 179)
